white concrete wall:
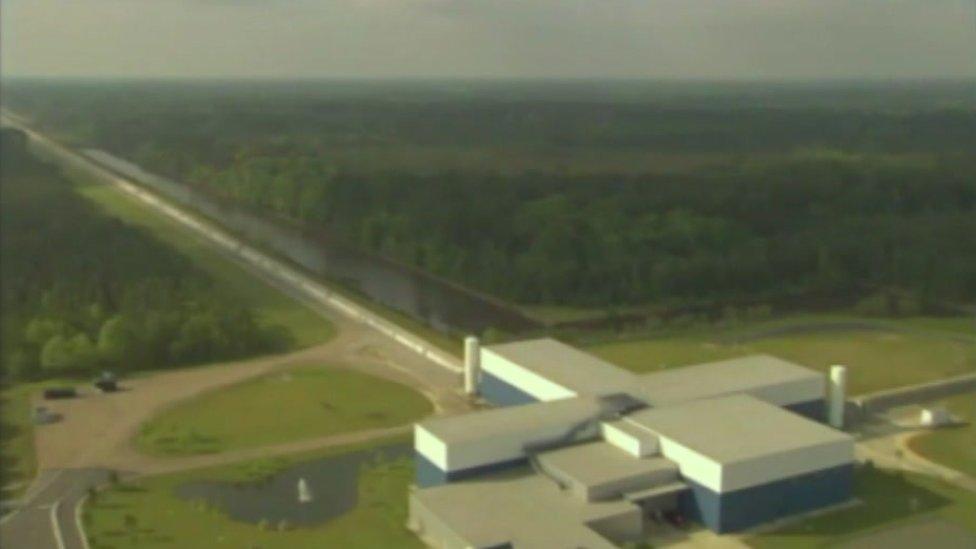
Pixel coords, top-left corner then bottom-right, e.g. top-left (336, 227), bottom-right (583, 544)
top-left (722, 438), bottom-right (854, 492)
top-left (481, 348), bottom-right (577, 402)
top-left (651, 431), bottom-right (853, 494)
top-left (415, 425), bottom-right (450, 470)
top-left (602, 422), bottom-right (659, 458)
top-left (654, 436), bottom-right (724, 493)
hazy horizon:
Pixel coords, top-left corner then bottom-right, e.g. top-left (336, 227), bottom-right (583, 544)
top-left (2, 1), bottom-right (974, 81)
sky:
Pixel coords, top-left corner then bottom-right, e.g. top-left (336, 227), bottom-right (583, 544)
top-left (2, 0), bottom-right (974, 80)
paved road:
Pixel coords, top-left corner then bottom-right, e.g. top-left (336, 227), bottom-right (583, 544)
top-left (1, 469), bottom-right (110, 549)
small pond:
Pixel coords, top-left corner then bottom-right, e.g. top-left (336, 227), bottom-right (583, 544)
top-left (174, 443), bottom-right (411, 526)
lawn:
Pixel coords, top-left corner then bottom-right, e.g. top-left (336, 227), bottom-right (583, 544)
top-left (136, 365), bottom-right (432, 456)
top-left (587, 316), bottom-right (975, 395)
top-left (0, 384), bottom-right (38, 500)
top-left (83, 437), bottom-right (425, 549)
top-left (908, 393), bottom-right (976, 478)
top-left (747, 466), bottom-right (976, 548)
top-left (74, 181), bottom-right (335, 350)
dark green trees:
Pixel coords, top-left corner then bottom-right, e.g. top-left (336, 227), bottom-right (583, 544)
top-left (0, 129), bottom-right (285, 380)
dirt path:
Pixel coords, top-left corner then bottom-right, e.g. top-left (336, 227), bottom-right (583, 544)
top-left (31, 311), bottom-right (469, 477)
top-left (898, 431), bottom-right (976, 492)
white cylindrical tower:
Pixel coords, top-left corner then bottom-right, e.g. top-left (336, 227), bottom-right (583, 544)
top-left (828, 365), bottom-right (848, 429)
top-left (464, 336), bottom-right (481, 395)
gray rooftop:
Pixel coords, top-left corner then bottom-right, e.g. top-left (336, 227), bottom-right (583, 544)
top-left (625, 394), bottom-right (852, 464)
top-left (485, 338), bottom-right (638, 396)
top-left (419, 396), bottom-right (605, 443)
top-left (638, 354), bottom-right (822, 405)
top-left (411, 470), bottom-right (631, 548)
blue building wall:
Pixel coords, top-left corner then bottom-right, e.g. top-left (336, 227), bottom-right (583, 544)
top-left (415, 452), bottom-right (528, 488)
top-left (678, 463), bottom-right (853, 533)
top-left (478, 371), bottom-right (539, 407)
top-left (784, 399), bottom-right (826, 422)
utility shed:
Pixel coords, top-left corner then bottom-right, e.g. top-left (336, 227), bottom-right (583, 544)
top-left (639, 354), bottom-right (825, 419)
top-left (415, 396), bottom-right (608, 487)
top-left (409, 471), bottom-right (642, 549)
top-left (537, 441), bottom-right (680, 502)
top-left (626, 395), bottom-right (854, 532)
top-left (480, 338), bottom-right (638, 406)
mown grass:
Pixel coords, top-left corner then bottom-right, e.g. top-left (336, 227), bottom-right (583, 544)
top-left (747, 466), bottom-right (976, 548)
top-left (83, 437), bottom-right (425, 549)
top-left (0, 384), bottom-right (38, 500)
top-left (136, 365), bottom-right (432, 456)
top-left (908, 394), bottom-right (976, 478)
top-left (586, 315), bottom-right (975, 395)
top-left (73, 181), bottom-right (335, 350)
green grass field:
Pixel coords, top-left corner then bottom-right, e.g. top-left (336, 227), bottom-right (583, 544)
top-left (587, 316), bottom-right (975, 395)
top-left (83, 437), bottom-right (424, 549)
top-left (747, 466), bottom-right (976, 548)
top-left (136, 365), bottom-right (432, 456)
top-left (908, 394), bottom-right (976, 478)
top-left (74, 181), bottom-right (335, 350)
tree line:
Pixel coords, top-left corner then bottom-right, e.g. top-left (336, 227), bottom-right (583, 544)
top-left (4, 80), bottom-right (974, 313)
top-left (185, 149), bottom-right (976, 309)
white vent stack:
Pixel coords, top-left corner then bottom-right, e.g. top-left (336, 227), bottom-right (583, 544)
top-left (828, 365), bottom-right (847, 429)
top-left (464, 336), bottom-right (481, 395)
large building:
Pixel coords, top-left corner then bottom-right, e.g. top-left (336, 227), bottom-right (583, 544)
top-left (408, 338), bottom-right (854, 548)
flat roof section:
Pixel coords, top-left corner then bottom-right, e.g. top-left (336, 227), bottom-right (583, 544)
top-left (626, 394), bottom-right (852, 465)
top-left (537, 441), bottom-right (679, 501)
top-left (419, 396), bottom-right (605, 444)
top-left (638, 354), bottom-right (822, 406)
top-left (484, 338), bottom-right (638, 396)
top-left (410, 471), bottom-right (634, 548)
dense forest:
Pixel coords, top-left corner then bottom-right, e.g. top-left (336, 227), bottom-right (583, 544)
top-left (3, 79), bottom-right (975, 312)
top-left (0, 128), bottom-right (286, 380)
top-left (196, 151), bottom-right (976, 308)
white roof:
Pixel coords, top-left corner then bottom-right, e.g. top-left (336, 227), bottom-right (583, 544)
top-left (625, 394), bottom-right (852, 465)
top-left (485, 338), bottom-right (638, 396)
top-left (638, 354), bottom-right (822, 405)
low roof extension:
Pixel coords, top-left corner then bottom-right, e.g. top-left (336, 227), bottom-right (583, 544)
top-left (412, 470), bottom-right (631, 549)
top-left (538, 441), bottom-right (680, 502)
top-left (419, 395), bottom-right (606, 444)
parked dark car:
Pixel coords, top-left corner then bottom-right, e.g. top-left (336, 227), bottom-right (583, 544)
top-left (43, 387), bottom-right (77, 400)
top-left (663, 510), bottom-right (687, 528)
top-left (94, 379), bottom-right (118, 392)
top-left (94, 371), bottom-right (119, 392)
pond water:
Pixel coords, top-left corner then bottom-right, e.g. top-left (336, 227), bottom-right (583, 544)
top-left (83, 149), bottom-right (539, 335)
top-left (173, 443), bottom-right (411, 526)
